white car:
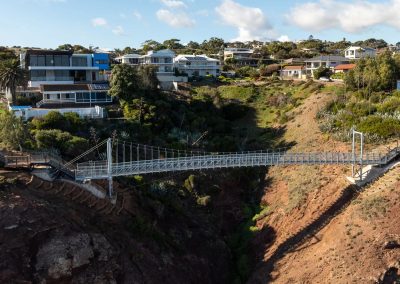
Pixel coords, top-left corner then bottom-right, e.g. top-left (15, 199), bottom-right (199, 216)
top-left (319, 77), bottom-right (331, 82)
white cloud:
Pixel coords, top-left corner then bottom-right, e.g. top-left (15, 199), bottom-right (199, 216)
top-left (91, 17), bottom-right (108, 27)
top-left (215, 0), bottom-right (273, 42)
top-left (288, 0), bottom-right (400, 33)
top-left (112, 26), bottom-right (125, 36)
top-left (156, 9), bottom-right (195, 28)
top-left (160, 0), bottom-right (187, 9)
top-left (133, 10), bottom-right (143, 21)
top-left (278, 35), bottom-right (290, 42)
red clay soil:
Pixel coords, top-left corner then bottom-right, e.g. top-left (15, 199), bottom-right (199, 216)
top-left (248, 92), bottom-right (400, 283)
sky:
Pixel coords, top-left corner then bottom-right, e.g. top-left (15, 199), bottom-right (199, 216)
top-left (1, 0), bottom-right (400, 49)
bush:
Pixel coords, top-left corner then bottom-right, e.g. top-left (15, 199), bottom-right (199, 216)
top-left (35, 129), bottom-right (88, 156)
top-left (357, 116), bottom-right (400, 139)
top-left (313, 67), bottom-right (331, 79)
top-left (31, 111), bottom-right (83, 133)
top-left (377, 96), bottom-right (400, 114)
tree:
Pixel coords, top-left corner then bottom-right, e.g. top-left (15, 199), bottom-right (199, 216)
top-left (137, 65), bottom-right (159, 91)
top-left (109, 64), bottom-right (140, 102)
top-left (186, 41), bottom-right (200, 50)
top-left (109, 64), bottom-right (159, 102)
top-left (163, 39), bottom-right (184, 50)
top-left (201, 37), bottom-right (225, 54)
top-left (56, 44), bottom-right (74, 51)
top-left (313, 66), bottom-right (330, 79)
top-left (141, 40), bottom-right (162, 54)
top-left (0, 58), bottom-right (28, 105)
top-left (0, 111), bottom-right (27, 150)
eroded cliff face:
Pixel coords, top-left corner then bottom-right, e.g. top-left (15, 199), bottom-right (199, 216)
top-left (247, 92), bottom-right (400, 284)
top-left (0, 169), bottom-right (266, 284)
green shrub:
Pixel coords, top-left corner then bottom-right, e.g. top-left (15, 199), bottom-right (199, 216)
top-left (30, 111), bottom-right (83, 133)
top-left (357, 116), bottom-right (400, 139)
top-left (377, 96), bottom-right (400, 113)
top-left (35, 129), bottom-right (88, 155)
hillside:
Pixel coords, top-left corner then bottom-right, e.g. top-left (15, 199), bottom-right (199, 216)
top-left (1, 79), bottom-right (400, 283)
top-left (248, 89), bottom-right (400, 283)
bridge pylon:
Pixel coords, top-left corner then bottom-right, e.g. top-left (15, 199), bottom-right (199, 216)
top-left (351, 128), bottom-right (365, 182)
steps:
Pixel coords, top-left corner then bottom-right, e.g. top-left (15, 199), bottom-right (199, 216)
top-left (24, 175), bottom-right (126, 216)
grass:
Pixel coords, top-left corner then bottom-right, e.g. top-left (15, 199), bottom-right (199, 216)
top-left (358, 196), bottom-right (388, 219)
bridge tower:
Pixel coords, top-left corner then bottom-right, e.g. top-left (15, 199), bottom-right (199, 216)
top-left (107, 138), bottom-right (113, 198)
top-left (351, 128), bottom-right (365, 181)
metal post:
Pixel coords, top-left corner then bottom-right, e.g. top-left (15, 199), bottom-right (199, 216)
top-left (107, 138), bottom-right (113, 198)
top-left (123, 142), bottom-right (126, 163)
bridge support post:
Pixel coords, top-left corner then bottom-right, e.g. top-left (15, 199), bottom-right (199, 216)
top-left (352, 128), bottom-right (365, 182)
top-left (107, 138), bottom-right (113, 198)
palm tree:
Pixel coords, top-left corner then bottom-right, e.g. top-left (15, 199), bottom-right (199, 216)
top-left (0, 58), bottom-right (28, 105)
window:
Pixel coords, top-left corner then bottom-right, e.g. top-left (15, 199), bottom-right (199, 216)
top-left (30, 70), bottom-right (46, 81)
top-left (72, 57), bottom-right (88, 66)
top-left (30, 55), bottom-right (38, 66)
top-left (54, 70), bottom-right (70, 81)
top-left (164, 57), bottom-right (172, 63)
top-left (37, 56), bottom-right (45, 66)
top-left (95, 60), bottom-right (109, 65)
top-left (53, 55), bottom-right (69, 66)
top-left (152, 58), bottom-right (159, 63)
top-left (46, 55), bottom-right (54, 66)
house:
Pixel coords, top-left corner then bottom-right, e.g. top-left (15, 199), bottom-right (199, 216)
top-left (18, 49), bottom-right (112, 108)
top-left (304, 55), bottom-right (350, 77)
top-left (174, 55), bottom-right (220, 77)
top-left (280, 66), bottom-right (306, 79)
top-left (344, 46), bottom-right (376, 60)
top-left (115, 53), bottom-right (140, 65)
top-left (223, 48), bottom-right (261, 67)
top-left (283, 58), bottom-right (306, 65)
top-left (334, 63), bottom-right (356, 73)
top-left (9, 49), bottom-right (112, 119)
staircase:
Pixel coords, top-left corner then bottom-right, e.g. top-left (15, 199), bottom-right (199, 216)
top-left (25, 175), bottom-right (128, 216)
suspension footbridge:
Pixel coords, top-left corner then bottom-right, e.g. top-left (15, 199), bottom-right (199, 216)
top-left (1, 129), bottom-right (399, 197)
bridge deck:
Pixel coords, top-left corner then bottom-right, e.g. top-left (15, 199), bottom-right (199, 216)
top-left (75, 151), bottom-right (397, 181)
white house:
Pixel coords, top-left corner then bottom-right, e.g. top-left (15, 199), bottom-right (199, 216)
top-left (344, 46), bottom-right (376, 60)
top-left (174, 55), bottom-right (220, 77)
top-left (304, 55), bottom-right (350, 77)
top-left (115, 54), bottom-right (140, 65)
top-left (280, 66), bottom-right (306, 79)
top-left (139, 49), bottom-right (175, 74)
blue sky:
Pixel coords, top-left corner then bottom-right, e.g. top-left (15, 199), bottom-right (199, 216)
top-left (1, 0), bottom-right (400, 49)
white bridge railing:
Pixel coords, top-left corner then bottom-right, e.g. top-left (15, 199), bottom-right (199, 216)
top-left (75, 151), bottom-right (394, 181)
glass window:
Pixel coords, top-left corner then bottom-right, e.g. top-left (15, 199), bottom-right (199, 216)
top-left (30, 70), bottom-right (46, 81)
top-left (37, 56), bottom-right (45, 66)
top-left (72, 57), bottom-right (88, 66)
top-left (30, 55), bottom-right (38, 66)
top-left (62, 55), bottom-right (70, 66)
top-left (54, 70), bottom-right (70, 81)
top-left (54, 55), bottom-right (62, 66)
top-left (46, 55), bottom-right (54, 66)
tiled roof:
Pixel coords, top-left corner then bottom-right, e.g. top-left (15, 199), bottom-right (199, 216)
top-left (334, 64), bottom-right (356, 70)
top-left (283, 65), bottom-right (304, 70)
